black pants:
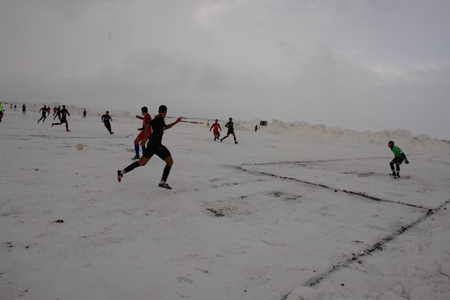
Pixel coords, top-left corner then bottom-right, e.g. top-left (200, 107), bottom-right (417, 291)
top-left (104, 122), bottom-right (112, 133)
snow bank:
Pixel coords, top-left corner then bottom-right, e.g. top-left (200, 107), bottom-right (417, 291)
top-left (236, 118), bottom-right (450, 152)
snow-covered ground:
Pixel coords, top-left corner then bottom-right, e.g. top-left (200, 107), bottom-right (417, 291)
top-left (1, 107), bottom-right (449, 300)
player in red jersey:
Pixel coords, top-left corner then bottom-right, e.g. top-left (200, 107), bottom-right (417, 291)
top-left (132, 106), bottom-right (152, 160)
top-left (209, 119), bottom-right (222, 141)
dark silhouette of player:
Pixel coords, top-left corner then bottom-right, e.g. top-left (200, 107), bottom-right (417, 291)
top-left (51, 105), bottom-right (71, 132)
top-left (101, 111), bottom-right (114, 134)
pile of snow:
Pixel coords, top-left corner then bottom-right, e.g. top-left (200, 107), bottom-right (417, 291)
top-left (236, 118), bottom-right (450, 152)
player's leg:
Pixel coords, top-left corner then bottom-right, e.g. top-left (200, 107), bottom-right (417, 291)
top-left (389, 159), bottom-right (396, 176)
top-left (133, 136), bottom-right (141, 159)
top-left (157, 147), bottom-right (173, 189)
top-left (232, 132), bottom-right (238, 144)
top-left (118, 148), bottom-right (153, 182)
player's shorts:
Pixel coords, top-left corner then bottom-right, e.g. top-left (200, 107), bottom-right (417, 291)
top-left (227, 129), bottom-right (234, 135)
top-left (61, 117), bottom-right (67, 123)
top-left (392, 157), bottom-right (404, 164)
top-left (143, 144), bottom-right (171, 160)
top-left (137, 130), bottom-right (151, 139)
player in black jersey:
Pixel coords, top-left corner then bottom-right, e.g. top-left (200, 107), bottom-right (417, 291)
top-left (51, 105), bottom-right (71, 132)
top-left (117, 105), bottom-right (182, 189)
top-left (220, 117), bottom-right (238, 144)
top-left (101, 111), bottom-right (114, 134)
top-left (37, 105), bottom-right (48, 123)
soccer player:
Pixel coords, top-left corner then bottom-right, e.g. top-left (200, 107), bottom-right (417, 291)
top-left (209, 119), bottom-right (222, 141)
top-left (132, 107), bottom-right (152, 160)
top-left (101, 111), bottom-right (114, 134)
top-left (0, 102), bottom-right (5, 122)
top-left (117, 105), bottom-right (182, 189)
top-left (53, 106), bottom-right (61, 120)
top-left (82, 109), bottom-right (87, 118)
top-left (220, 117), bottom-right (238, 144)
top-left (388, 141), bottom-right (409, 178)
top-left (37, 105), bottom-right (48, 123)
top-left (51, 105), bottom-right (71, 132)
top-left (22, 104), bottom-right (26, 115)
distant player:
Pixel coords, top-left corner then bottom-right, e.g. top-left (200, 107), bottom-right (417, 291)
top-left (22, 104), bottom-right (26, 115)
top-left (37, 105), bottom-right (48, 123)
top-left (53, 106), bottom-right (61, 120)
top-left (82, 109), bottom-right (87, 118)
top-left (51, 105), bottom-right (71, 132)
top-left (0, 102), bottom-right (5, 122)
top-left (132, 106), bottom-right (152, 160)
top-left (117, 105), bottom-right (182, 189)
top-left (209, 119), bottom-right (222, 141)
top-left (101, 111), bottom-right (114, 134)
top-left (220, 117), bottom-right (238, 144)
top-left (388, 141), bottom-right (409, 178)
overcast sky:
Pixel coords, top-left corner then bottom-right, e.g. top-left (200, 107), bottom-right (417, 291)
top-left (1, 0), bottom-right (449, 139)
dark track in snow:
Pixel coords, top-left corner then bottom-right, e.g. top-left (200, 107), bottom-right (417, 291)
top-left (227, 160), bottom-right (449, 300)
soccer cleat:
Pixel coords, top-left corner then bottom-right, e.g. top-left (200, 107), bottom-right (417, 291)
top-left (51, 123), bottom-right (54, 127)
top-left (117, 170), bottom-right (123, 182)
top-left (66, 129), bottom-right (71, 132)
top-left (396, 172), bottom-right (400, 178)
top-left (132, 155), bottom-right (140, 160)
top-left (235, 141), bottom-right (238, 144)
top-left (158, 182), bottom-right (172, 189)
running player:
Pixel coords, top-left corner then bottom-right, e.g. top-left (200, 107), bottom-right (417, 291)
top-left (209, 119), bottom-right (222, 141)
top-left (388, 141), bottom-right (409, 178)
top-left (132, 107), bottom-right (152, 160)
top-left (37, 105), bottom-right (48, 123)
top-left (53, 106), bottom-right (61, 120)
top-left (220, 117), bottom-right (238, 144)
top-left (51, 105), bottom-right (71, 132)
top-left (101, 111), bottom-right (114, 134)
top-left (117, 105), bottom-right (182, 189)
top-left (0, 102), bottom-right (5, 122)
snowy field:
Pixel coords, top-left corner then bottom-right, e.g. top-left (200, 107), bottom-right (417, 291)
top-left (1, 108), bottom-right (450, 300)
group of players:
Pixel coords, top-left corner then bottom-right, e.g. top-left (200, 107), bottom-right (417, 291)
top-left (36, 104), bottom-right (72, 131)
top-left (14, 103), bottom-right (409, 188)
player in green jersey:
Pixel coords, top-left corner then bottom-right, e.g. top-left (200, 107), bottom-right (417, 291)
top-left (388, 141), bottom-right (409, 178)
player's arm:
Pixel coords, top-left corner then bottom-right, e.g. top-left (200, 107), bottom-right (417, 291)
top-left (165, 117), bottom-right (183, 130)
top-left (400, 151), bottom-right (409, 163)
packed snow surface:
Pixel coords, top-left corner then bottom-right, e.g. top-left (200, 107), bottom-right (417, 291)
top-left (1, 106), bottom-right (449, 300)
